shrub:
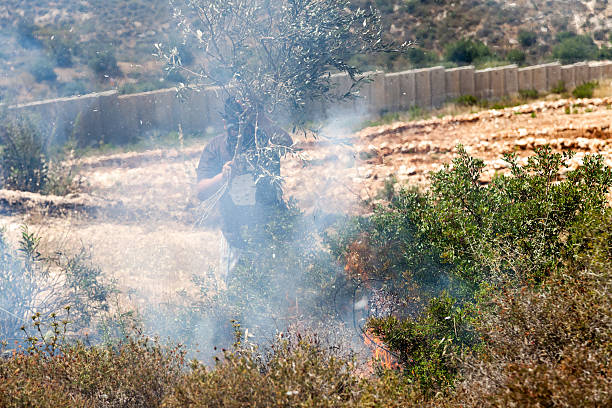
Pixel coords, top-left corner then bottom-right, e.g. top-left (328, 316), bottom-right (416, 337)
top-left (444, 38), bottom-right (491, 65)
top-left (506, 48), bottom-right (525, 65)
top-left (517, 30), bottom-right (537, 47)
top-left (335, 147), bottom-right (611, 401)
top-left (58, 79), bottom-right (93, 97)
top-left (368, 292), bottom-right (477, 395)
top-left (0, 113), bottom-right (48, 192)
top-left (88, 49), bottom-right (122, 79)
top-left (119, 81), bottom-right (166, 95)
top-left (0, 227), bottom-right (113, 345)
top-left (421, 147), bottom-right (611, 285)
top-left (41, 29), bottom-right (77, 68)
top-left (15, 18), bottom-right (41, 49)
top-left (0, 334), bottom-right (185, 408)
top-left (552, 34), bottom-right (598, 64)
top-left (518, 88), bottom-right (538, 99)
top-left (190, 205), bottom-right (340, 348)
top-left (175, 43), bottom-right (195, 66)
top-left (455, 94), bottom-right (479, 106)
top-left (456, 211), bottom-right (612, 407)
top-left (163, 331), bottom-right (358, 407)
top-left (405, 47), bottom-right (439, 68)
top-left (28, 58), bottom-right (57, 82)
top-left (550, 79), bottom-right (566, 94)
top-left (598, 45), bottom-right (612, 60)
top-left (163, 329), bottom-right (426, 407)
top-left (572, 81), bottom-right (597, 98)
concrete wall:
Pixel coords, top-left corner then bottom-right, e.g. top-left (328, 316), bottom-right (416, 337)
top-left (8, 60), bottom-right (612, 145)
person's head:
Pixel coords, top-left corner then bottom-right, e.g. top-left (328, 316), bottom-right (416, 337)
top-left (223, 97), bottom-right (255, 151)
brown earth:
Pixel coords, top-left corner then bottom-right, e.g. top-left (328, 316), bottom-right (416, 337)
top-left (1, 96), bottom-right (612, 306)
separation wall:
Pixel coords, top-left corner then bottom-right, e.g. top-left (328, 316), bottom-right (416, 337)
top-left (8, 60), bottom-right (612, 145)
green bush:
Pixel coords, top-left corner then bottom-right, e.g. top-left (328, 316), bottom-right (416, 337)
top-left (517, 30), bottom-right (537, 47)
top-left (456, 211), bottom-right (612, 407)
top-left (506, 48), bottom-right (525, 65)
top-left (550, 80), bottom-right (566, 94)
top-left (88, 48), bottom-right (122, 79)
top-left (334, 147), bottom-right (611, 401)
top-left (58, 80), bottom-right (93, 97)
top-left (422, 147), bottom-right (611, 285)
top-left (119, 81), bottom-right (167, 95)
top-left (15, 18), bottom-right (41, 49)
top-left (455, 94), bottom-right (479, 106)
top-left (444, 38), bottom-right (491, 65)
top-left (518, 88), bottom-right (538, 99)
top-left (368, 292), bottom-right (477, 395)
top-left (572, 81), bottom-right (597, 98)
top-left (552, 34), bottom-right (598, 64)
top-left (28, 59), bottom-right (57, 82)
top-left (598, 45), bottom-right (612, 60)
top-left (191, 205), bottom-right (339, 348)
top-left (405, 47), bottom-right (440, 68)
top-left (0, 113), bottom-right (48, 192)
top-left (0, 227), bottom-right (113, 345)
top-left (41, 29), bottom-right (77, 68)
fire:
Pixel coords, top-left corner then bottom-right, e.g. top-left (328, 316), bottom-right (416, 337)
top-left (363, 329), bottom-right (398, 370)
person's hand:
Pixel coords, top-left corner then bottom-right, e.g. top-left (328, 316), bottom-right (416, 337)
top-left (222, 160), bottom-right (233, 181)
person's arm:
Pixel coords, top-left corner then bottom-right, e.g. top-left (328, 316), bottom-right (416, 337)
top-left (197, 161), bottom-right (233, 201)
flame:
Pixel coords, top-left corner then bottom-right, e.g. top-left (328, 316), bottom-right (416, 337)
top-left (363, 329), bottom-right (397, 370)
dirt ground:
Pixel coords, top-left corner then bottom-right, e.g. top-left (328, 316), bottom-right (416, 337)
top-left (1, 95), bottom-right (611, 306)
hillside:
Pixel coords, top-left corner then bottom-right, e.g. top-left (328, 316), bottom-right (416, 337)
top-left (368, 0), bottom-right (612, 54)
top-left (0, 0), bottom-right (611, 103)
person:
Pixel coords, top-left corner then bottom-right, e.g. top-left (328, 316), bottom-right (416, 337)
top-left (196, 98), bottom-right (292, 283)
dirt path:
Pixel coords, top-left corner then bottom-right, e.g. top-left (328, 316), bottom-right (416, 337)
top-left (1, 96), bottom-right (611, 304)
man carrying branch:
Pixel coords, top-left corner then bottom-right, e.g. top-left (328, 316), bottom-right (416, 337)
top-left (158, 0), bottom-right (405, 286)
top-left (196, 98), bottom-right (292, 281)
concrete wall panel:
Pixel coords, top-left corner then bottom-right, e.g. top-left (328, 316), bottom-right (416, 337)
top-left (504, 65), bottom-right (518, 95)
top-left (445, 68), bottom-right (461, 100)
top-left (384, 72), bottom-right (403, 112)
top-left (414, 68), bottom-right (432, 108)
top-left (575, 62), bottom-right (589, 85)
top-left (546, 62), bottom-right (561, 90)
top-left (489, 67), bottom-right (505, 99)
top-left (398, 70), bottom-right (416, 110)
top-left (518, 67), bottom-right (533, 91)
top-left (360, 72), bottom-right (385, 113)
top-left (561, 65), bottom-right (576, 89)
top-left (430, 66), bottom-right (446, 107)
top-left (603, 61), bottom-right (612, 79)
top-left (459, 66), bottom-right (475, 95)
top-left (588, 62), bottom-right (604, 81)
top-left (532, 65), bottom-right (548, 92)
top-left (474, 69), bottom-right (491, 99)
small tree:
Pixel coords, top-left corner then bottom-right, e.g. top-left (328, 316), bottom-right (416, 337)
top-left (517, 29), bottom-right (537, 47)
top-left (88, 48), bottom-right (122, 79)
top-left (444, 38), bottom-right (491, 65)
top-left (552, 34), bottom-right (598, 64)
top-left (0, 113), bottom-right (48, 192)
